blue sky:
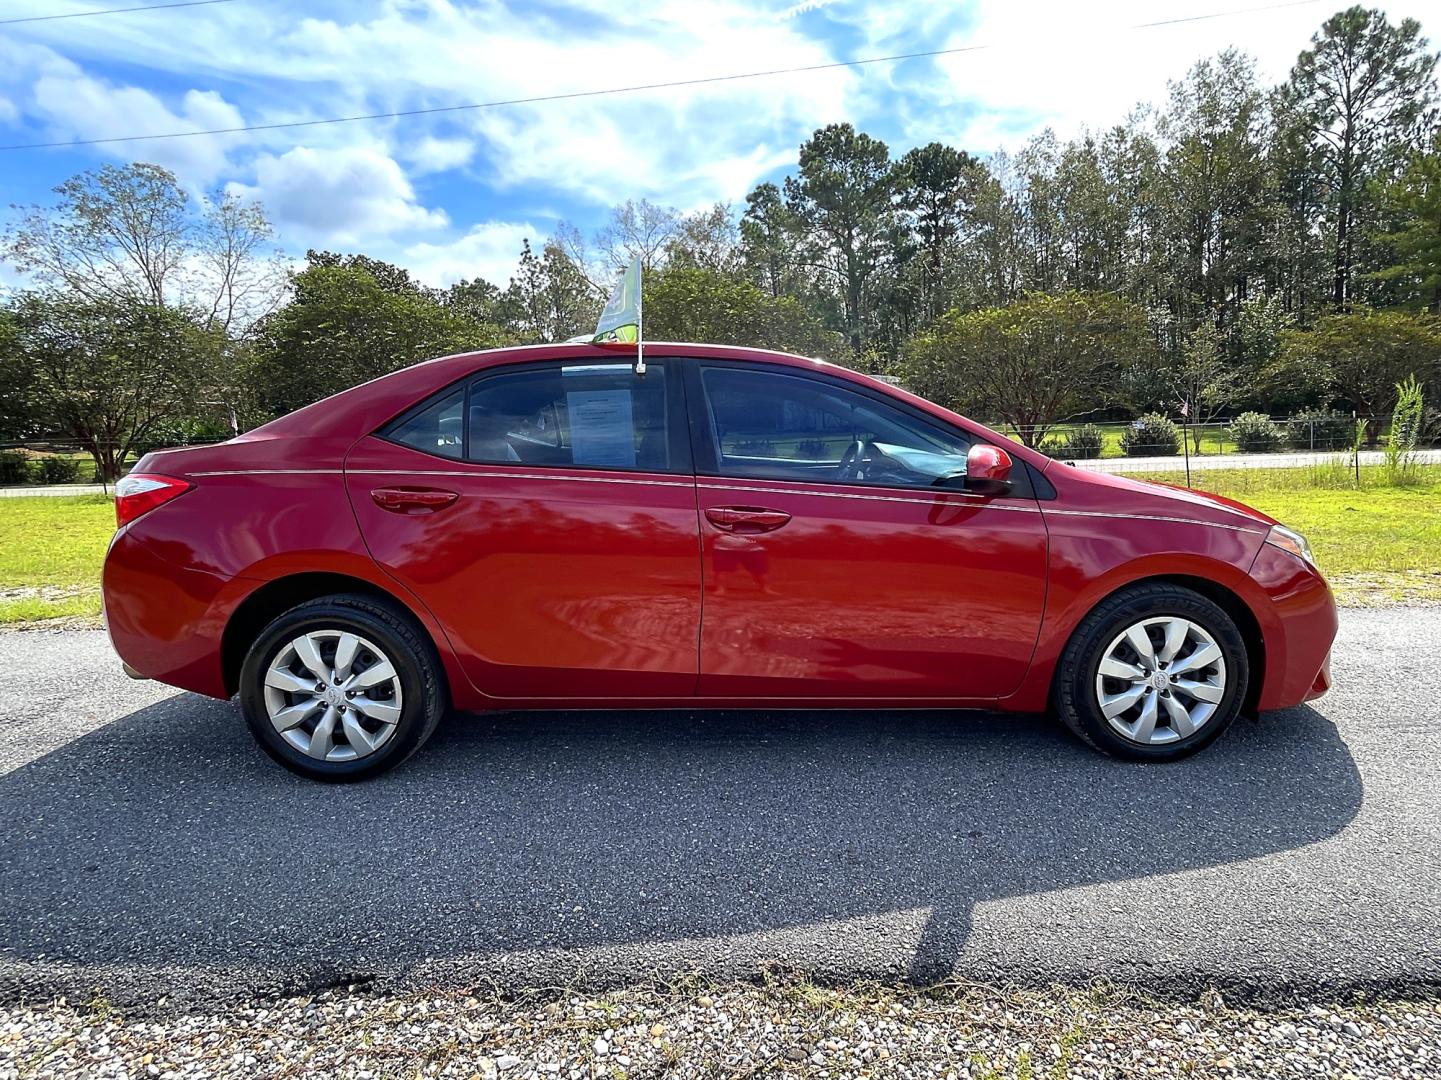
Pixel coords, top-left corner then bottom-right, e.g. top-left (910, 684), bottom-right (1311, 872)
top-left (0, 0), bottom-right (1430, 289)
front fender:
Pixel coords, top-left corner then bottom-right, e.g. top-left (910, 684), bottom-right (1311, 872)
top-left (1001, 512), bottom-right (1274, 713)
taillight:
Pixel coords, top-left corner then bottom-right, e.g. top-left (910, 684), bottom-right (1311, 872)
top-left (114, 473), bottom-right (192, 527)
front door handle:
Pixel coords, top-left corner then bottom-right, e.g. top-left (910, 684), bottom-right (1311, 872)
top-left (705, 506), bottom-right (792, 533)
top-left (370, 487), bottom-right (459, 514)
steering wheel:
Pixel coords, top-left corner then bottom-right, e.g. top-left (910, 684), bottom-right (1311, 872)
top-left (836, 439), bottom-right (869, 481)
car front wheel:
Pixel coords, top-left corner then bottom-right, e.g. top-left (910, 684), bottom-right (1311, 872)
top-left (238, 594), bottom-right (446, 781)
top-left (1053, 583), bottom-right (1249, 761)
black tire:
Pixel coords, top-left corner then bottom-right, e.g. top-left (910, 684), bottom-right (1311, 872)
top-left (239, 593), bottom-right (446, 781)
top-left (1053, 582), bottom-right (1248, 762)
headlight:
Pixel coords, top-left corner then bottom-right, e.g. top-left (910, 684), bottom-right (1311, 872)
top-left (1266, 524), bottom-right (1315, 567)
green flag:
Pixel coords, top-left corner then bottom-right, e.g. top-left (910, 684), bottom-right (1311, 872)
top-left (593, 255), bottom-right (641, 345)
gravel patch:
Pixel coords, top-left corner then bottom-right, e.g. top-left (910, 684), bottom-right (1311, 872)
top-left (3, 981), bottom-right (1439, 1080)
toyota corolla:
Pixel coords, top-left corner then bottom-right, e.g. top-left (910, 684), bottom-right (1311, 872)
top-left (102, 343), bottom-right (1337, 780)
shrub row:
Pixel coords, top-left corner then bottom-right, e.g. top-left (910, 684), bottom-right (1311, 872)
top-left (1038, 409), bottom-right (1363, 459)
top-left (0, 451), bottom-right (85, 486)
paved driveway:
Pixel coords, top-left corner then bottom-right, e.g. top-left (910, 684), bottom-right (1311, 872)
top-left (0, 610), bottom-right (1436, 1011)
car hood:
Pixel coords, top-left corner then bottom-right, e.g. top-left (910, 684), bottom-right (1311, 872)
top-left (1046, 463), bottom-right (1278, 531)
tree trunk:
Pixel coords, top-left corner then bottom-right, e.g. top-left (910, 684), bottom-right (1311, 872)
top-left (1333, 127), bottom-right (1354, 309)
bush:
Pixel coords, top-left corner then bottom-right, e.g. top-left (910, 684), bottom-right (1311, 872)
top-left (1228, 411), bottom-right (1286, 453)
top-left (1041, 424), bottom-right (1106, 461)
top-left (0, 450), bottom-right (30, 485)
top-left (1064, 423), bottom-right (1105, 460)
top-left (33, 455), bottom-right (82, 484)
top-left (1287, 408), bottom-right (1354, 452)
top-left (1119, 414), bottom-right (1180, 457)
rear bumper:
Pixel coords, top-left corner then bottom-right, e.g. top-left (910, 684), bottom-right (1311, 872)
top-left (102, 527), bottom-right (235, 699)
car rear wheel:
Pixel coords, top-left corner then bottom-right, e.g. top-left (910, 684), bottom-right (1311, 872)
top-left (239, 594), bottom-right (445, 781)
top-left (1053, 583), bottom-right (1248, 761)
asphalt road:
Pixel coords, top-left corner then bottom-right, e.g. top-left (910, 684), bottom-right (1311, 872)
top-left (0, 611), bottom-right (1437, 1013)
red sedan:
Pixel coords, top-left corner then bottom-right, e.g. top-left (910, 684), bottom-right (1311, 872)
top-left (102, 343), bottom-right (1337, 781)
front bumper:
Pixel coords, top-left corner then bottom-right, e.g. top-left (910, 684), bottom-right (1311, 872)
top-left (1248, 543), bottom-right (1339, 711)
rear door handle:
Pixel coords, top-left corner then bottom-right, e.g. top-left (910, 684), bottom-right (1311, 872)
top-left (705, 506), bottom-right (792, 533)
top-left (370, 487), bottom-right (459, 514)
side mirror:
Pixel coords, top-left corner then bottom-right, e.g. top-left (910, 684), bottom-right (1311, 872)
top-left (965, 444), bottom-right (1013, 496)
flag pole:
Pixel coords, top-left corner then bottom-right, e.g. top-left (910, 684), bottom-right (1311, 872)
top-left (635, 264), bottom-right (646, 376)
top-left (1182, 409), bottom-right (1191, 488)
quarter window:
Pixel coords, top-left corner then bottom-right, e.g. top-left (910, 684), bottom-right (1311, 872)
top-left (700, 366), bottom-right (971, 489)
top-left (386, 388), bottom-right (464, 460)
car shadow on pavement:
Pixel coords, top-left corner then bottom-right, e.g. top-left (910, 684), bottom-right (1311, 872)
top-left (0, 697), bottom-right (1361, 1004)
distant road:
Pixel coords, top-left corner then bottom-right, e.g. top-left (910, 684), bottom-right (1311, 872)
top-left (0, 484), bottom-right (108, 497)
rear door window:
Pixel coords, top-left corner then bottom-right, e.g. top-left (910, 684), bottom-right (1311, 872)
top-left (467, 363), bottom-right (677, 472)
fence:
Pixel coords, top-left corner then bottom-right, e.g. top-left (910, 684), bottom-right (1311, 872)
top-left (0, 436), bottom-right (229, 491)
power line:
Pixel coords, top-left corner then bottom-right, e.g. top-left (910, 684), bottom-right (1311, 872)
top-left (0, 0), bottom-right (1327, 153)
top-left (0, 0), bottom-right (238, 27)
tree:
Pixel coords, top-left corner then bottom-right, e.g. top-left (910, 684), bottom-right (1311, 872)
top-left (501, 238), bottom-right (602, 344)
top-left (1169, 323), bottom-right (1241, 452)
top-left (2, 164), bottom-right (187, 307)
top-left (664, 203), bottom-right (740, 274)
top-left (249, 263), bottom-right (505, 418)
top-left (1371, 129), bottom-right (1441, 311)
top-left (740, 182), bottom-right (805, 299)
top-left (1275, 306), bottom-right (1441, 439)
top-left (2, 163), bottom-right (285, 332)
top-left (0, 307), bottom-right (33, 440)
top-left (7, 292), bottom-right (220, 480)
top-left (305, 250), bottom-right (435, 298)
top-left (899, 142), bottom-right (981, 318)
top-left (645, 266), bottom-right (845, 360)
top-left (596, 199), bottom-right (681, 272)
top-left (902, 291), bottom-right (1155, 447)
top-left (1232, 294), bottom-right (1300, 410)
top-left (1282, 7), bottom-right (1438, 307)
top-left (445, 276), bottom-right (508, 327)
top-left (786, 123), bottom-right (904, 355)
top-left (1156, 50), bottom-right (1273, 333)
top-left (197, 192), bottom-right (286, 332)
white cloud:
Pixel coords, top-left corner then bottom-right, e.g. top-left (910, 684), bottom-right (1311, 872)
top-left (402, 220), bottom-right (541, 287)
top-left (0, 95), bottom-right (17, 125)
top-left (234, 145), bottom-right (448, 246)
top-left (7, 0), bottom-right (853, 209)
top-left (33, 77), bottom-right (242, 183)
top-left (405, 135), bottom-right (475, 175)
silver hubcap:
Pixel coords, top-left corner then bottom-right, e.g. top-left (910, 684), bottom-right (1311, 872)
top-left (1094, 616), bottom-right (1227, 746)
top-left (263, 630), bottom-right (403, 762)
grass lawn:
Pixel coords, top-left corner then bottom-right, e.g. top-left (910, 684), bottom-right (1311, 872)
top-left (0, 495), bottom-right (114, 625)
top-left (1126, 465), bottom-right (1441, 605)
top-left (0, 470), bottom-right (1437, 626)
